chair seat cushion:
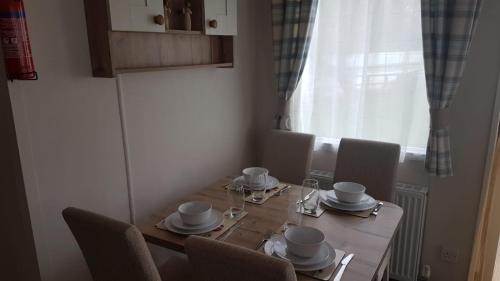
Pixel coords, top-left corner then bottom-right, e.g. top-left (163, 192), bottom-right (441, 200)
top-left (158, 255), bottom-right (193, 281)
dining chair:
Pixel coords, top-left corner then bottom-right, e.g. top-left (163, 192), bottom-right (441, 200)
top-left (333, 138), bottom-right (400, 281)
top-left (185, 236), bottom-right (297, 281)
top-left (333, 138), bottom-right (400, 202)
top-left (261, 129), bottom-right (315, 185)
top-left (62, 207), bottom-right (192, 281)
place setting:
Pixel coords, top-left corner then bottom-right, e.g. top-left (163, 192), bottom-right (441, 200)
top-left (156, 200), bottom-right (248, 239)
top-left (227, 167), bottom-right (289, 205)
top-left (262, 225), bottom-right (353, 281)
top-left (320, 182), bottom-right (382, 218)
top-left (296, 178), bottom-right (327, 218)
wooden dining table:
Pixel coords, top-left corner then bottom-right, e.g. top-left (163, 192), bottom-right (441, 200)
top-left (139, 178), bottom-right (403, 281)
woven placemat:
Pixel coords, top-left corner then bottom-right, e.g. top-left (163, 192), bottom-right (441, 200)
top-left (296, 204), bottom-right (326, 218)
top-left (244, 183), bottom-right (289, 205)
top-left (223, 179), bottom-right (290, 205)
top-left (298, 249), bottom-right (345, 281)
top-left (156, 209), bottom-right (248, 240)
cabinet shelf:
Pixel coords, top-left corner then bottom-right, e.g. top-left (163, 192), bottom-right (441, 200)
top-left (164, 29), bottom-right (203, 35)
top-left (111, 29), bottom-right (203, 35)
top-left (116, 63), bottom-right (233, 74)
top-left (83, 0), bottom-right (235, 78)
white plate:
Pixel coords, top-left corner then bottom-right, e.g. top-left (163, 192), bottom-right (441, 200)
top-left (320, 191), bottom-right (377, 211)
top-left (327, 191), bottom-right (371, 205)
top-left (169, 211), bottom-right (218, 230)
top-left (233, 176), bottom-right (280, 191)
top-left (264, 237), bottom-right (336, 271)
top-left (163, 210), bottom-right (223, 235)
top-left (270, 235), bottom-right (332, 266)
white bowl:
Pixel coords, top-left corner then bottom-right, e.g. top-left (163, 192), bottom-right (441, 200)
top-left (284, 226), bottom-right (325, 258)
top-left (177, 201), bottom-right (212, 226)
top-left (242, 167), bottom-right (269, 187)
top-left (333, 182), bottom-right (366, 203)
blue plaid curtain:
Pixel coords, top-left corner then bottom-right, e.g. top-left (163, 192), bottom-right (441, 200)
top-left (272, 0), bottom-right (318, 129)
top-left (422, 0), bottom-right (482, 176)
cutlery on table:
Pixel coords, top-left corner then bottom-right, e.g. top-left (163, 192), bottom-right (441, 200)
top-left (371, 202), bottom-right (384, 216)
top-left (255, 230), bottom-right (274, 250)
top-left (273, 185), bottom-right (292, 197)
top-left (333, 253), bottom-right (354, 281)
top-left (302, 208), bottom-right (317, 215)
top-left (219, 222), bottom-right (243, 241)
top-left (297, 190), bottom-right (315, 204)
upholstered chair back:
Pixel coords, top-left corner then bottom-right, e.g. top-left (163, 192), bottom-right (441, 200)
top-left (185, 236), bottom-right (297, 281)
top-left (262, 130), bottom-right (315, 185)
top-left (62, 207), bottom-right (162, 281)
top-left (334, 138), bottom-right (400, 201)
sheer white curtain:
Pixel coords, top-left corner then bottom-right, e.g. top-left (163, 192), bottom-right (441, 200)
top-left (290, 0), bottom-right (429, 158)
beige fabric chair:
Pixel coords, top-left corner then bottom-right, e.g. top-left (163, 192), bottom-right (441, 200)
top-left (185, 236), bottom-right (297, 281)
top-left (333, 138), bottom-right (400, 201)
top-left (62, 207), bottom-right (192, 281)
top-left (333, 138), bottom-right (400, 281)
top-left (261, 130), bottom-right (315, 185)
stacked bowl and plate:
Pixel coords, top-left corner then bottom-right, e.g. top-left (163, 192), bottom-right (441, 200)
top-left (162, 201), bottom-right (224, 235)
top-left (264, 226), bottom-right (337, 271)
top-left (320, 182), bottom-right (378, 212)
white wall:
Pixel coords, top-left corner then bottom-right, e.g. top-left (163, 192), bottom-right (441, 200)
top-left (118, 1), bottom-right (257, 221)
top-left (254, 0), bottom-right (500, 280)
top-left (9, 0), bottom-right (258, 280)
top-left (421, 0), bottom-right (500, 279)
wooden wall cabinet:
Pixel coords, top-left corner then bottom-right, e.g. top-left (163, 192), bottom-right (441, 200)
top-left (108, 0), bottom-right (166, 33)
top-left (83, 0), bottom-right (237, 77)
top-left (204, 0), bottom-right (237, 35)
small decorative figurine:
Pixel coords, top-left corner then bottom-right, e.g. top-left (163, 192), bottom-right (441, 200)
top-left (164, 0), bottom-right (172, 30)
top-left (183, 1), bottom-right (192, 31)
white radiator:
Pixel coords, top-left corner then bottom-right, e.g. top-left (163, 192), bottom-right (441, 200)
top-left (390, 183), bottom-right (428, 281)
top-left (309, 170), bottom-right (428, 281)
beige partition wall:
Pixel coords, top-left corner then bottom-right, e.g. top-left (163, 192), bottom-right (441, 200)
top-left (0, 50), bottom-right (41, 279)
top-left (469, 137), bottom-right (500, 281)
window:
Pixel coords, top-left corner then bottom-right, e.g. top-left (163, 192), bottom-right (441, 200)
top-left (290, 0), bottom-right (429, 158)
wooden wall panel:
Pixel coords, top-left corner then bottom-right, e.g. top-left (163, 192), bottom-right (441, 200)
top-left (191, 35), bottom-right (212, 65)
top-left (111, 32), bottom-right (161, 69)
top-left (161, 34), bottom-right (193, 66)
top-left (83, 0), bottom-right (113, 77)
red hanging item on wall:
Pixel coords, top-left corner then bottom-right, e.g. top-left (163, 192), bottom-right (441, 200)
top-left (0, 0), bottom-right (36, 80)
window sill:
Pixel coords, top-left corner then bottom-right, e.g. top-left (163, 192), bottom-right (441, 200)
top-left (314, 139), bottom-right (426, 162)
top-left (404, 151), bottom-right (426, 161)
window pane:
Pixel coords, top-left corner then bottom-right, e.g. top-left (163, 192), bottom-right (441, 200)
top-left (291, 0), bottom-right (429, 152)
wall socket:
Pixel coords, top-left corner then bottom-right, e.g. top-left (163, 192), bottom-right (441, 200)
top-left (418, 264), bottom-right (432, 281)
top-left (440, 246), bottom-right (460, 263)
